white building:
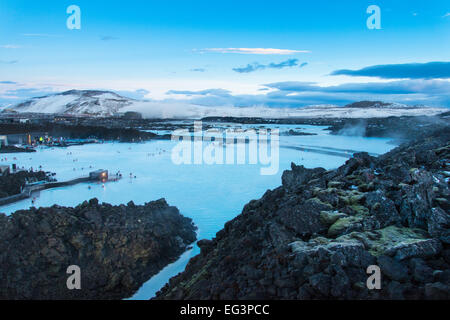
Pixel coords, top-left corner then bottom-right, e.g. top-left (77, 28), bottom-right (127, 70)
top-left (0, 135), bottom-right (8, 147)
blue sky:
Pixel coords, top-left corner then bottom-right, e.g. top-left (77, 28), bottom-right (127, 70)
top-left (0, 0), bottom-right (449, 107)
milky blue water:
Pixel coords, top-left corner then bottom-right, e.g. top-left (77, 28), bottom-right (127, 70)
top-left (0, 124), bottom-right (396, 299)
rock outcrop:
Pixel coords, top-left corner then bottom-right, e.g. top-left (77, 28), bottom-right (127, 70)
top-left (0, 198), bottom-right (197, 300)
top-left (156, 128), bottom-right (450, 300)
top-left (0, 170), bottom-right (48, 198)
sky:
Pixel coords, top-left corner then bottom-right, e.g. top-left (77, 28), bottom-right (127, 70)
top-left (0, 0), bottom-right (449, 108)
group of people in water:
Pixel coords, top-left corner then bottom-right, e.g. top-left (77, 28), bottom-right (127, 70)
top-left (9, 145), bottom-right (173, 206)
top-left (0, 156), bottom-right (18, 162)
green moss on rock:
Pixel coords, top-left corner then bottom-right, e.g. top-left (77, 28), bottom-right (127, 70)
top-left (328, 216), bottom-right (363, 237)
top-left (339, 226), bottom-right (428, 257)
top-left (320, 211), bottom-right (347, 226)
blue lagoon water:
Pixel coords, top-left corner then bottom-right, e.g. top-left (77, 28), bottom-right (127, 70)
top-left (0, 125), bottom-right (396, 299)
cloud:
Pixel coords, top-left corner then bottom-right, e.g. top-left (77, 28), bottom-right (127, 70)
top-left (167, 88), bottom-right (231, 96)
top-left (0, 60), bottom-right (18, 64)
top-left (197, 48), bottom-right (310, 55)
top-left (299, 62), bottom-right (308, 68)
top-left (190, 68), bottom-right (206, 72)
top-left (22, 33), bottom-right (61, 38)
top-left (233, 63), bottom-right (265, 73)
top-left (331, 62), bottom-right (450, 79)
top-left (268, 59), bottom-right (300, 69)
top-left (100, 36), bottom-right (119, 41)
top-left (165, 80), bottom-right (450, 108)
top-left (0, 87), bottom-right (57, 107)
top-left (443, 13), bottom-right (450, 18)
top-left (114, 89), bottom-right (150, 100)
top-left (0, 44), bottom-right (22, 49)
top-left (264, 79), bottom-right (450, 95)
top-left (233, 59), bottom-right (304, 73)
top-left (136, 89), bottom-right (150, 95)
top-left (0, 81), bottom-right (17, 84)
top-left (256, 79), bottom-right (450, 107)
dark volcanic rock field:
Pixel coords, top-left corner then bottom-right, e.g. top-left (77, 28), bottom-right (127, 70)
top-left (156, 127), bottom-right (450, 300)
top-left (0, 198), bottom-right (197, 300)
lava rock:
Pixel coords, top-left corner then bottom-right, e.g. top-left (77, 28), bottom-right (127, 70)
top-left (0, 198), bottom-right (196, 300)
top-left (155, 127), bottom-right (450, 300)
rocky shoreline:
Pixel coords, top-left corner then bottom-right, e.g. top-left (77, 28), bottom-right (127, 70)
top-left (0, 145), bottom-right (36, 154)
top-left (0, 198), bottom-right (197, 300)
top-left (203, 112), bottom-right (450, 141)
top-left (155, 127), bottom-right (450, 300)
top-left (0, 170), bottom-right (48, 198)
top-left (0, 123), bottom-right (169, 143)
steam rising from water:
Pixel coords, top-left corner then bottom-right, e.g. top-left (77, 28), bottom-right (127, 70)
top-left (337, 120), bottom-right (367, 136)
top-left (121, 101), bottom-right (448, 119)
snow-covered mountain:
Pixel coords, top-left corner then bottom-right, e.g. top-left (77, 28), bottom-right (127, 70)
top-left (3, 90), bottom-right (448, 118)
top-left (4, 90), bottom-right (135, 116)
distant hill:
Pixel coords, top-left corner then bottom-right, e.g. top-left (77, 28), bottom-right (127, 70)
top-left (4, 90), bottom-right (135, 116)
top-left (344, 101), bottom-right (418, 109)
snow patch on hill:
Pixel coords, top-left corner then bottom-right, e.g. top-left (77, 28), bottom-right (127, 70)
top-left (6, 90), bottom-right (135, 116)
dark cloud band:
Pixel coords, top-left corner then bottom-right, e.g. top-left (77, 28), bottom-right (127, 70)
top-left (331, 62), bottom-right (450, 79)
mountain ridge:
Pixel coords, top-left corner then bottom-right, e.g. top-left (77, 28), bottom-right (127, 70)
top-left (4, 90), bottom-right (136, 116)
top-left (2, 90), bottom-right (448, 119)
